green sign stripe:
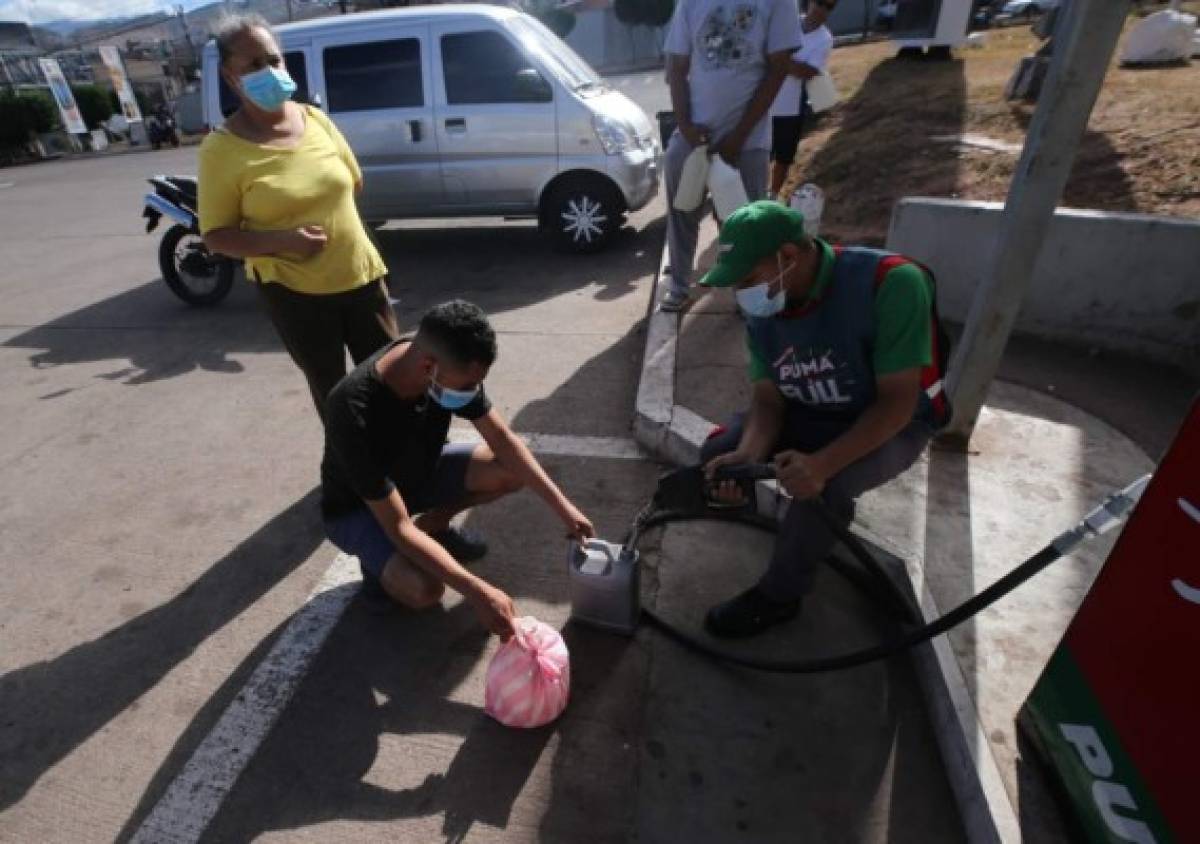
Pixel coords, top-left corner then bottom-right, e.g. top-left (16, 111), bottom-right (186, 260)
top-left (1025, 647), bottom-right (1174, 844)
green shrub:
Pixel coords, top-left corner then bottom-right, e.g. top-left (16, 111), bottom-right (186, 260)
top-left (22, 90), bottom-right (58, 133)
top-left (539, 8), bottom-right (577, 38)
top-left (0, 91), bottom-right (61, 155)
top-left (616, 0), bottom-right (675, 27)
top-left (521, 0), bottom-right (577, 39)
top-left (71, 84), bottom-right (113, 130)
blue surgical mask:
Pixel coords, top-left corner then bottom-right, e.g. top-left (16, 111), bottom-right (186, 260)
top-left (239, 65), bottom-right (297, 112)
top-left (735, 256), bottom-right (791, 318)
top-left (428, 368), bottom-right (480, 411)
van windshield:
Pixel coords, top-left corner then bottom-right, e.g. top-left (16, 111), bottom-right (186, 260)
top-left (509, 17), bottom-right (605, 94)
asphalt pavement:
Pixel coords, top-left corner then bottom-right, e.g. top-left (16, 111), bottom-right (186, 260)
top-left (1, 70), bottom-right (962, 843)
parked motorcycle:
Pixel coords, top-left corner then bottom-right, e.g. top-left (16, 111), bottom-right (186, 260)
top-left (146, 108), bottom-right (181, 150)
top-left (142, 175), bottom-right (236, 306)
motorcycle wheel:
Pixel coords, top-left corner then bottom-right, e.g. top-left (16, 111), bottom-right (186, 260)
top-left (159, 224), bottom-right (234, 306)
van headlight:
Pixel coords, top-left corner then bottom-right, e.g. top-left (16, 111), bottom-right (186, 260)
top-left (592, 114), bottom-right (636, 155)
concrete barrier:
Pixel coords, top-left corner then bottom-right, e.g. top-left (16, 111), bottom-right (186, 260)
top-left (886, 198), bottom-right (1200, 374)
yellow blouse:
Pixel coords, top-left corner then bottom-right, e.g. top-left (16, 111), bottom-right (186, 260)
top-left (198, 105), bottom-right (387, 296)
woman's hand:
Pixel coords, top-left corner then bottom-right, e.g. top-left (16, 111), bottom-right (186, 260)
top-left (284, 224), bottom-right (328, 258)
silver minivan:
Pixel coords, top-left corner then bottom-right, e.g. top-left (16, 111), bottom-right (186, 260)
top-left (201, 5), bottom-right (660, 252)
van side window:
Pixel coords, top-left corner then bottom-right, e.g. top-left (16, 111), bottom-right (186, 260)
top-left (442, 31), bottom-right (551, 105)
top-left (324, 39), bottom-right (423, 113)
top-left (218, 50), bottom-right (309, 117)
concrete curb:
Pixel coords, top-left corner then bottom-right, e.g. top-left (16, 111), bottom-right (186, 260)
top-left (631, 240), bottom-right (1020, 843)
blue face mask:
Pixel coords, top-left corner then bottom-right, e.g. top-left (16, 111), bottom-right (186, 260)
top-left (428, 368), bottom-right (480, 411)
top-left (239, 65), bottom-right (297, 112)
top-left (735, 256), bottom-right (791, 318)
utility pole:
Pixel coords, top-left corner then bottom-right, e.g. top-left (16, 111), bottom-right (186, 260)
top-left (286, 0), bottom-right (294, 21)
top-left (941, 0), bottom-right (1131, 447)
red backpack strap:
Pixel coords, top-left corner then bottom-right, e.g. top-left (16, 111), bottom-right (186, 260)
top-left (873, 255), bottom-right (950, 425)
top-left (873, 255), bottom-right (910, 290)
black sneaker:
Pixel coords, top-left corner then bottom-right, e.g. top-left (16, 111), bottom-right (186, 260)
top-left (431, 526), bottom-right (489, 563)
top-left (704, 586), bottom-right (801, 638)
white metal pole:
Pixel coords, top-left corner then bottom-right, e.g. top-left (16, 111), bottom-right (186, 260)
top-left (941, 0), bottom-right (1131, 446)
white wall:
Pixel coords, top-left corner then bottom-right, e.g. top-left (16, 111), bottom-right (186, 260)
top-left (887, 198), bottom-right (1200, 374)
top-left (565, 8), bottom-right (663, 72)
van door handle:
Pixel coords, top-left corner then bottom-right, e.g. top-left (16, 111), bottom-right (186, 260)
top-left (445, 117), bottom-right (466, 134)
top-left (408, 120), bottom-right (423, 143)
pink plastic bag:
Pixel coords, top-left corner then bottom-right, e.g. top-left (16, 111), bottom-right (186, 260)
top-left (485, 616), bottom-right (570, 728)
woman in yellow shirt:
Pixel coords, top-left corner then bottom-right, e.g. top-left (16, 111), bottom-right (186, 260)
top-left (199, 14), bottom-right (396, 422)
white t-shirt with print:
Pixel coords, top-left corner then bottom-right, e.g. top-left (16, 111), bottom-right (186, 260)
top-left (665, 0), bottom-right (803, 150)
top-left (770, 17), bottom-right (833, 118)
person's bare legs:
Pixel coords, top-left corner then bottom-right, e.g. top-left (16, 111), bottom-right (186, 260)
top-left (376, 444), bottom-right (523, 608)
top-left (379, 553), bottom-right (446, 609)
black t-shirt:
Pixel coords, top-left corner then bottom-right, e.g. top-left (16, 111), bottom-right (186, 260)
top-left (320, 338), bottom-right (491, 518)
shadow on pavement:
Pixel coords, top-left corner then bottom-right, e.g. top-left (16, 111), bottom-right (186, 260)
top-left (0, 490), bottom-right (324, 813)
top-left (181, 329), bottom-right (656, 842)
top-left (375, 218), bottom-right (661, 321)
top-left (2, 277), bottom-right (269, 387)
top-left (174, 327), bottom-right (962, 841)
top-left (2, 214), bottom-right (664, 389)
top-left (1009, 108), bottom-right (1140, 214)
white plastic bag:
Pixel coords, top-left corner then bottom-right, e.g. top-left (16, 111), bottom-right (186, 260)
top-left (484, 617), bottom-right (570, 728)
top-left (707, 156), bottom-right (749, 220)
top-left (673, 143), bottom-right (710, 212)
top-left (805, 71), bottom-right (840, 114)
top-left (789, 183), bottom-right (824, 236)
top-left (1120, 10), bottom-right (1196, 65)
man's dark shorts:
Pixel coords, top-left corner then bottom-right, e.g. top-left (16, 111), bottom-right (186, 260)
top-left (770, 114), bottom-right (806, 165)
top-left (323, 442), bottom-right (477, 580)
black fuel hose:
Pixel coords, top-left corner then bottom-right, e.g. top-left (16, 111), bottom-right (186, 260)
top-left (627, 475), bottom-right (1149, 674)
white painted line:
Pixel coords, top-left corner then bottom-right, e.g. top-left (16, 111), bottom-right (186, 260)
top-left (0, 182), bottom-right (14, 189)
top-left (131, 553), bottom-right (361, 844)
top-left (448, 429), bottom-right (647, 461)
top-left (131, 429), bottom-right (650, 842)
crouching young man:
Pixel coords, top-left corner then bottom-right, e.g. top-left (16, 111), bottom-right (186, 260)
top-left (698, 201), bottom-right (950, 637)
top-left (321, 300), bottom-right (595, 640)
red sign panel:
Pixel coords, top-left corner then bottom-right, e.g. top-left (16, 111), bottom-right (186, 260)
top-left (1023, 398), bottom-right (1199, 843)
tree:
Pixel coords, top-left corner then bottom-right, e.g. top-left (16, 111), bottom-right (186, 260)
top-left (614, 0), bottom-right (641, 26)
top-left (541, 8), bottom-right (577, 38)
top-left (0, 91), bottom-right (59, 160)
top-left (615, 0), bottom-right (675, 55)
top-left (615, 0), bottom-right (675, 27)
top-left (71, 84), bottom-right (113, 130)
top-left (23, 91), bottom-right (58, 134)
top-left (645, 0), bottom-right (676, 28)
top-left (108, 87), bottom-right (153, 119)
top-left (521, 0), bottom-right (578, 39)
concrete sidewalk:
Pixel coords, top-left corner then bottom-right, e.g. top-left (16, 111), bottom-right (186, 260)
top-left (634, 215), bottom-right (1187, 841)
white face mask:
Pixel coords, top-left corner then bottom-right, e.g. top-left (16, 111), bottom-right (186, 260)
top-left (735, 255), bottom-right (792, 318)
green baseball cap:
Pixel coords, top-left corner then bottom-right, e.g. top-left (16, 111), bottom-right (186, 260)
top-left (699, 200), bottom-right (807, 288)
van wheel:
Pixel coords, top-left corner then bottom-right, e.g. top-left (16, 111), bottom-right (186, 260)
top-left (542, 177), bottom-right (624, 254)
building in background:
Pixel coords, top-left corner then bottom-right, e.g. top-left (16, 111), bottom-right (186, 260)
top-left (0, 22), bottom-right (43, 88)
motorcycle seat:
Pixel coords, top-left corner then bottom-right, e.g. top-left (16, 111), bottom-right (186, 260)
top-left (162, 176), bottom-right (198, 212)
